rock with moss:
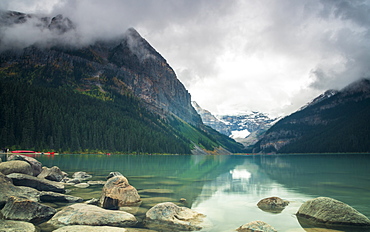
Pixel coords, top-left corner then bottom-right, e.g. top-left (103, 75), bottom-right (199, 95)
top-left (296, 197), bottom-right (370, 228)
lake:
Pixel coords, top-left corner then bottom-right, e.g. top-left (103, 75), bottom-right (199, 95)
top-left (3, 153), bottom-right (370, 231)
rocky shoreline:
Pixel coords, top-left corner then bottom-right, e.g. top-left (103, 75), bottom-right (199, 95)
top-left (1, 155), bottom-right (370, 231)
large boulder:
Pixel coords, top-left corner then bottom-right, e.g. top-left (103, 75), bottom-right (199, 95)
top-left (296, 197), bottom-right (370, 228)
top-left (7, 173), bottom-right (65, 193)
top-left (99, 175), bottom-right (141, 209)
top-left (257, 196), bottom-right (289, 213)
top-left (53, 225), bottom-right (128, 232)
top-left (0, 220), bottom-right (38, 232)
top-left (236, 221), bottom-right (277, 232)
top-left (144, 202), bottom-right (211, 231)
top-left (38, 166), bottom-right (66, 182)
top-left (47, 203), bottom-right (137, 228)
top-left (39, 191), bottom-right (84, 203)
top-left (1, 196), bottom-right (56, 224)
top-left (0, 160), bottom-right (33, 175)
top-left (107, 171), bottom-right (123, 179)
top-left (8, 155), bottom-right (43, 176)
top-left (0, 173), bottom-right (40, 208)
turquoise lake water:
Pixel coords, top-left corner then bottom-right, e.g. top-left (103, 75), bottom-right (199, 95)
top-left (3, 153), bottom-right (370, 231)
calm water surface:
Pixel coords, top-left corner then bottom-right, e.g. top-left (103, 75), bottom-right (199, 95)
top-left (8, 153), bottom-right (370, 231)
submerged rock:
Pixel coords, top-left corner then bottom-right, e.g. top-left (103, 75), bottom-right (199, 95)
top-left (47, 203), bottom-right (137, 228)
top-left (144, 202), bottom-right (211, 231)
top-left (99, 175), bottom-right (141, 209)
top-left (87, 180), bottom-right (106, 185)
top-left (257, 196), bottom-right (289, 213)
top-left (0, 160), bottom-right (33, 176)
top-left (7, 173), bottom-right (65, 193)
top-left (75, 183), bottom-right (90, 188)
top-left (38, 166), bottom-right (66, 182)
top-left (1, 196), bottom-right (56, 224)
top-left (236, 220), bottom-right (277, 232)
top-left (296, 197), bottom-right (370, 228)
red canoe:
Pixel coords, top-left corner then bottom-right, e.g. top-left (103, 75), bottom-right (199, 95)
top-left (11, 150), bottom-right (37, 153)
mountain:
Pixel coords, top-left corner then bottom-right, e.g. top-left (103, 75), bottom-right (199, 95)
top-left (192, 101), bottom-right (276, 147)
top-left (253, 78), bottom-right (370, 153)
top-left (0, 11), bottom-right (244, 154)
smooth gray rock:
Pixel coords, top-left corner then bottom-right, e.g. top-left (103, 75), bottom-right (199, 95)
top-left (61, 177), bottom-right (81, 184)
top-left (0, 160), bottom-right (33, 176)
top-left (53, 225), bottom-right (128, 232)
top-left (99, 175), bottom-right (141, 209)
top-left (1, 196), bottom-right (56, 224)
top-left (296, 197), bottom-right (370, 227)
top-left (7, 173), bottom-right (65, 193)
top-left (39, 191), bottom-right (83, 203)
top-left (0, 220), bottom-right (38, 232)
top-left (0, 173), bottom-right (40, 208)
top-left (38, 166), bottom-right (66, 182)
top-left (47, 203), bottom-right (137, 228)
top-left (7, 155), bottom-right (43, 176)
top-left (236, 221), bottom-right (277, 232)
top-left (257, 196), bottom-right (289, 213)
top-left (107, 171), bottom-right (123, 179)
top-left (72, 171), bottom-right (92, 181)
top-left (144, 202), bottom-right (211, 231)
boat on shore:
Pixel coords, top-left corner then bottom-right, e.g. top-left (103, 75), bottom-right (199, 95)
top-left (1, 150), bottom-right (59, 156)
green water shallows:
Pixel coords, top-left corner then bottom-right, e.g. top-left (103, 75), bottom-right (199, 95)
top-left (3, 153), bottom-right (370, 231)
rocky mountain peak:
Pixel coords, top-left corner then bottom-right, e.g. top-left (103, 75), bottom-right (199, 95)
top-left (48, 14), bottom-right (75, 34)
top-left (341, 78), bottom-right (370, 95)
top-left (0, 11), bottom-right (75, 34)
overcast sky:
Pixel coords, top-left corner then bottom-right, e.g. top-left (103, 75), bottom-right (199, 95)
top-left (2, 0), bottom-right (370, 117)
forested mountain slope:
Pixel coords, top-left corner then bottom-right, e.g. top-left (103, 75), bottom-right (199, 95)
top-left (253, 79), bottom-right (370, 153)
top-left (0, 11), bottom-right (243, 154)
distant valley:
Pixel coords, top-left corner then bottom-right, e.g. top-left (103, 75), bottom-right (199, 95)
top-left (192, 101), bottom-right (277, 148)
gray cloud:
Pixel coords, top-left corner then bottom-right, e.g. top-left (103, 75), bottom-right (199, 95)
top-left (1, 0), bottom-right (370, 116)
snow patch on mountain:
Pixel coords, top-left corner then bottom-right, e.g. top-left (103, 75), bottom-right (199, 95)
top-left (192, 101), bottom-right (277, 147)
top-left (230, 129), bottom-right (250, 139)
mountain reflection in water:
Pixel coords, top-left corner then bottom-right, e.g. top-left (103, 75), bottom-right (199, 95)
top-left (3, 153), bottom-right (369, 232)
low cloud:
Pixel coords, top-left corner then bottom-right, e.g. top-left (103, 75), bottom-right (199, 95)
top-left (1, 0), bottom-right (370, 116)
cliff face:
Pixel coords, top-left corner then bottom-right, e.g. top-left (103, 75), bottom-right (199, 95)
top-left (0, 11), bottom-right (201, 126)
top-left (254, 79), bottom-right (370, 153)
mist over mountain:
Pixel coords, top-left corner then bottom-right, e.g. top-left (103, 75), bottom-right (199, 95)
top-left (253, 78), bottom-right (370, 153)
top-left (0, 11), bottom-right (243, 154)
